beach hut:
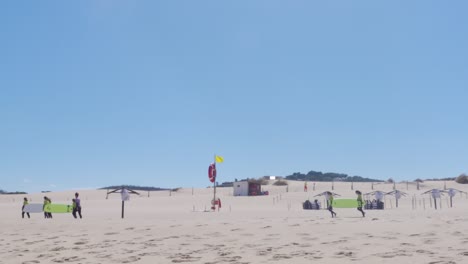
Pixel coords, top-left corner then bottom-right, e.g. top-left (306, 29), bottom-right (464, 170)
top-left (233, 181), bottom-right (262, 196)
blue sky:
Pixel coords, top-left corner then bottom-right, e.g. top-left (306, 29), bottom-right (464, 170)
top-left (1, 1), bottom-right (467, 193)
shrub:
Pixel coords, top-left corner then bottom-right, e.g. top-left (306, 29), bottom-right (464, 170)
top-left (247, 178), bottom-right (269, 185)
top-left (414, 178), bottom-right (424, 183)
top-left (273, 180), bottom-right (288, 186)
top-left (455, 174), bottom-right (468, 184)
top-left (387, 178), bottom-right (394, 183)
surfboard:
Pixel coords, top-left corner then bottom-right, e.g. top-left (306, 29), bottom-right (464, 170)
top-left (44, 204), bottom-right (73, 213)
top-left (332, 199), bottom-right (360, 208)
top-left (23, 203), bottom-right (44, 213)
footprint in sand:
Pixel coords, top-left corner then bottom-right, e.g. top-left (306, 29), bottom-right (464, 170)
top-left (273, 254), bottom-right (292, 260)
top-left (335, 251), bottom-right (353, 257)
top-left (120, 256), bottom-right (141, 263)
top-left (169, 253), bottom-right (201, 263)
top-left (51, 256), bottom-right (83, 263)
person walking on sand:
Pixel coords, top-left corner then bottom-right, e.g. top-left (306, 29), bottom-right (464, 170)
top-left (304, 181), bottom-right (308, 192)
top-left (22, 197), bottom-right (30, 219)
top-left (327, 191), bottom-right (337, 218)
top-left (356, 190), bottom-right (366, 217)
top-left (43, 196), bottom-right (52, 219)
top-left (72, 192), bottom-right (82, 219)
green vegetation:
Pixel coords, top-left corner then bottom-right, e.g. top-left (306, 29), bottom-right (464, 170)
top-left (285, 170), bottom-right (382, 182)
top-left (0, 189), bottom-right (27, 195)
top-left (273, 180), bottom-right (288, 186)
top-left (455, 174), bottom-right (468, 184)
top-left (246, 178), bottom-right (269, 185)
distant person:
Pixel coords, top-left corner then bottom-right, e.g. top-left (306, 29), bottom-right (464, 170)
top-left (355, 190), bottom-right (365, 217)
top-left (327, 191), bottom-right (337, 218)
top-left (72, 192), bottom-right (82, 219)
top-left (22, 197), bottom-right (30, 219)
top-left (304, 182), bottom-right (308, 192)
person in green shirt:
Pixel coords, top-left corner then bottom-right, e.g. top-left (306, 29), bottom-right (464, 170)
top-left (43, 196), bottom-right (52, 219)
top-left (355, 190), bottom-right (365, 217)
top-left (327, 191), bottom-right (337, 218)
top-left (22, 197), bottom-right (30, 219)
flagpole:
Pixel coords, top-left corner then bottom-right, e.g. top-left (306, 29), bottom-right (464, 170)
top-left (213, 154), bottom-right (216, 210)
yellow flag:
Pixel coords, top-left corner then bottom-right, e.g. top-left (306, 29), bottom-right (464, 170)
top-left (215, 155), bottom-right (224, 163)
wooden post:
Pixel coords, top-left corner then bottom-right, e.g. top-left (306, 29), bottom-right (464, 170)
top-left (371, 182), bottom-right (374, 190)
top-left (351, 182), bottom-right (354, 190)
top-left (122, 200), bottom-right (125, 219)
top-left (406, 181), bottom-right (409, 190)
top-left (434, 198), bottom-right (437, 210)
top-left (450, 196), bottom-right (453, 207)
top-left (213, 155), bottom-right (217, 211)
top-left (106, 189), bottom-right (109, 199)
top-left (332, 181), bottom-right (334, 191)
top-left (148, 191), bottom-right (150, 198)
top-left (313, 182), bottom-right (315, 191)
top-left (417, 182), bottom-right (420, 190)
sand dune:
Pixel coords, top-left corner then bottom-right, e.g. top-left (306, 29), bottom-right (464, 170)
top-left (1, 181), bottom-right (468, 263)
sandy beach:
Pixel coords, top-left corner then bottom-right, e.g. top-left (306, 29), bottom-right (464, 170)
top-left (1, 181), bottom-right (468, 264)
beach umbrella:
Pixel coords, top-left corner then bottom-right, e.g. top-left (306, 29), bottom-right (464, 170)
top-left (442, 188), bottom-right (467, 207)
top-left (314, 191), bottom-right (341, 208)
top-left (386, 190), bottom-right (408, 208)
top-left (421, 189), bottom-right (444, 210)
top-left (107, 187), bottom-right (140, 218)
top-left (313, 191), bottom-right (341, 197)
top-left (364, 191), bottom-right (385, 202)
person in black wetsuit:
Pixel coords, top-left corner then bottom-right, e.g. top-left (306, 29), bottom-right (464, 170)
top-left (356, 190), bottom-right (366, 217)
top-left (72, 192), bottom-right (82, 219)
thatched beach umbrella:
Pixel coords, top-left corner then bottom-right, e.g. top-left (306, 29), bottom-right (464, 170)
top-left (386, 190), bottom-right (408, 208)
top-left (421, 189), bottom-right (444, 210)
top-left (442, 188), bottom-right (467, 207)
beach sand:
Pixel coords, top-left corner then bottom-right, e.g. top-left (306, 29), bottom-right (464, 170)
top-left (1, 181), bottom-right (468, 264)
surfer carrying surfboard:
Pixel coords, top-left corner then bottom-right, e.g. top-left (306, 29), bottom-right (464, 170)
top-left (22, 197), bottom-right (30, 219)
top-left (355, 190), bottom-right (366, 217)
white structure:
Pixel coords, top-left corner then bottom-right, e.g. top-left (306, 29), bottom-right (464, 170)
top-left (233, 181), bottom-right (249, 196)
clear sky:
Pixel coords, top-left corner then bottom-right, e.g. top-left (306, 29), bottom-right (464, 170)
top-left (1, 1), bottom-right (467, 193)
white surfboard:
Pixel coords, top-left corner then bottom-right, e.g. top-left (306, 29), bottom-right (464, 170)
top-left (23, 203), bottom-right (44, 213)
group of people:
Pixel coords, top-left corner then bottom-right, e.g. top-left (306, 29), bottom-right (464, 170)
top-left (326, 190), bottom-right (366, 218)
top-left (21, 192), bottom-right (82, 219)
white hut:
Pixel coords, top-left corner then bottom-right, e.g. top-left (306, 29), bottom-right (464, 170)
top-left (233, 181), bottom-right (249, 196)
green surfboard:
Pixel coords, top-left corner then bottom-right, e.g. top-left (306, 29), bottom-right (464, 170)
top-left (331, 199), bottom-right (360, 208)
top-left (44, 204), bottom-right (73, 213)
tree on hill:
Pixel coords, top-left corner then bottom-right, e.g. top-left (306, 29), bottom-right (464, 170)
top-left (285, 170), bottom-right (382, 182)
top-left (455, 174), bottom-right (468, 184)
